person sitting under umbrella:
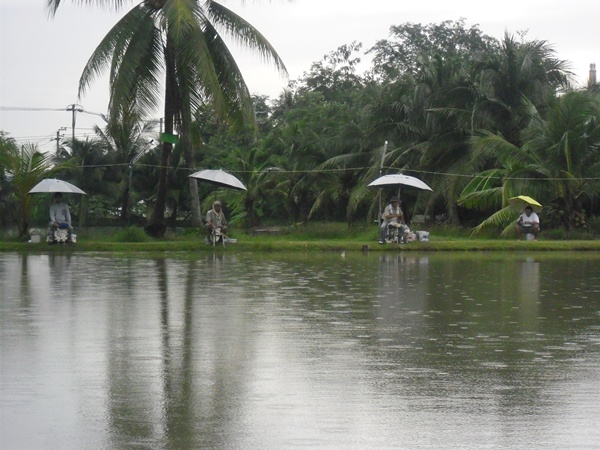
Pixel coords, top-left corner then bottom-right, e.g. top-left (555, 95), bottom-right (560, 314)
top-left (379, 197), bottom-right (410, 244)
top-left (516, 205), bottom-right (540, 240)
top-left (205, 200), bottom-right (228, 244)
top-left (47, 192), bottom-right (73, 242)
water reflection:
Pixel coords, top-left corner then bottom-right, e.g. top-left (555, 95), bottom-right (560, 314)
top-left (0, 251), bottom-right (599, 449)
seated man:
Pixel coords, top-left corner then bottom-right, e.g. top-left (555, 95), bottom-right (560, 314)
top-left (205, 200), bottom-right (228, 244)
top-left (379, 197), bottom-right (410, 244)
top-left (516, 205), bottom-right (540, 240)
top-left (47, 192), bottom-right (73, 243)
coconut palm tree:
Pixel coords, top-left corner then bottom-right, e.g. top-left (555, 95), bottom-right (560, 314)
top-left (220, 146), bottom-right (283, 227)
top-left (0, 141), bottom-right (64, 238)
top-left (367, 31), bottom-right (572, 226)
top-left (53, 136), bottom-right (112, 226)
top-left (458, 90), bottom-right (600, 234)
top-left (94, 107), bottom-right (155, 222)
top-left (0, 133), bottom-right (19, 227)
top-left (366, 53), bottom-right (474, 225)
top-left (47, 0), bottom-right (287, 236)
top-left (468, 33), bottom-right (572, 147)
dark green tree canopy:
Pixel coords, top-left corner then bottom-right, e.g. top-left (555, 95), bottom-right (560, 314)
top-left (368, 19), bottom-right (498, 81)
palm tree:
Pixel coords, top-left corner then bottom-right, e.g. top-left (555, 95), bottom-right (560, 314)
top-left (0, 141), bottom-right (63, 238)
top-left (0, 133), bottom-right (19, 227)
top-left (94, 107), bottom-right (155, 222)
top-left (366, 54), bottom-right (473, 225)
top-left (367, 32), bottom-right (572, 226)
top-left (458, 90), bottom-right (600, 234)
top-left (468, 33), bottom-right (572, 147)
top-left (221, 146), bottom-right (282, 227)
top-left (47, 0), bottom-right (287, 236)
top-left (57, 137), bottom-right (110, 227)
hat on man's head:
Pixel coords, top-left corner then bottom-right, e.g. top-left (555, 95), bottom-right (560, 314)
top-left (389, 197), bottom-right (400, 203)
top-left (213, 200), bottom-right (221, 206)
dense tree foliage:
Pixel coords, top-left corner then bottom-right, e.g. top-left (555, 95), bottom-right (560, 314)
top-left (4, 19), bottom-right (600, 238)
top-left (0, 134), bottom-right (73, 237)
top-left (47, 0), bottom-right (287, 236)
top-left (459, 90), bottom-right (600, 234)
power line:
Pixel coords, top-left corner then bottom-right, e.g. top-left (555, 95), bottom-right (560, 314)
top-left (0, 105), bottom-right (105, 116)
top-left (1, 105), bottom-right (162, 138)
top-left (63, 163), bottom-right (600, 182)
top-left (1, 105), bottom-right (161, 125)
top-left (0, 106), bottom-right (65, 112)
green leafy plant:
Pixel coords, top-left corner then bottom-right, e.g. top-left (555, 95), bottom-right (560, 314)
top-left (114, 226), bottom-right (150, 243)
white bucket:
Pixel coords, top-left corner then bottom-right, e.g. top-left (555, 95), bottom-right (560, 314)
top-left (416, 231), bottom-right (430, 242)
top-left (30, 234), bottom-right (41, 243)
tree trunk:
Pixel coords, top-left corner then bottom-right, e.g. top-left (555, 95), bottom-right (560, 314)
top-left (120, 183), bottom-right (129, 223)
top-left (18, 214), bottom-right (28, 239)
top-left (17, 193), bottom-right (31, 238)
top-left (562, 197), bottom-right (574, 231)
top-left (146, 44), bottom-right (176, 238)
top-left (181, 97), bottom-right (201, 227)
top-left (448, 200), bottom-right (461, 226)
top-left (245, 196), bottom-right (258, 227)
top-left (188, 178), bottom-right (201, 226)
top-left (79, 195), bottom-right (89, 227)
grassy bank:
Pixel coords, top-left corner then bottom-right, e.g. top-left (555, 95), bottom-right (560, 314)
top-left (1, 222), bottom-right (600, 253)
top-left (2, 240), bottom-right (600, 253)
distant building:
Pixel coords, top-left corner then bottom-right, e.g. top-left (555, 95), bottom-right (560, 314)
top-left (588, 63), bottom-right (597, 87)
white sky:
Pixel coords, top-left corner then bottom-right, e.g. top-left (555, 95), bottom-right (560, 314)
top-left (1, 0), bottom-right (598, 153)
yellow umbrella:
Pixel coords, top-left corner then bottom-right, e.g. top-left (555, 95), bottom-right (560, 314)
top-left (508, 195), bottom-right (542, 213)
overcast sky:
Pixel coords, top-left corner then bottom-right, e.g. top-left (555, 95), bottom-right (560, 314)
top-left (1, 0), bottom-right (598, 153)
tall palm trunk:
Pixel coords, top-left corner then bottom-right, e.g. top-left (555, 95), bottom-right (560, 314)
top-left (181, 96), bottom-right (201, 227)
top-left (18, 204), bottom-right (29, 238)
top-left (147, 45), bottom-right (176, 238)
top-left (186, 164), bottom-right (201, 227)
top-left (121, 182), bottom-right (130, 223)
top-left (78, 196), bottom-right (89, 227)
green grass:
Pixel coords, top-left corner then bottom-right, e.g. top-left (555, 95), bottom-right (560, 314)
top-left (113, 226), bottom-right (151, 243)
top-left (2, 222), bottom-right (600, 253)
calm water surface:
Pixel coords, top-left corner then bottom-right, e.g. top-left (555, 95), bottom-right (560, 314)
top-left (1, 251), bottom-right (599, 449)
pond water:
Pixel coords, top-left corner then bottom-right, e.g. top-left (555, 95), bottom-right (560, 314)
top-left (1, 251), bottom-right (599, 449)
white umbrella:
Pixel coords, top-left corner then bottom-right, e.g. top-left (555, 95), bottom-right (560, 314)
top-left (189, 169), bottom-right (247, 191)
top-left (28, 178), bottom-right (86, 194)
top-left (369, 173), bottom-right (432, 226)
top-left (368, 174), bottom-right (433, 191)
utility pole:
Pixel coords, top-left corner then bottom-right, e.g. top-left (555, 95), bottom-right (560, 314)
top-left (378, 141), bottom-right (388, 226)
top-left (128, 140), bottom-right (154, 223)
top-left (53, 127), bottom-right (67, 157)
top-left (66, 104), bottom-right (83, 142)
top-left (589, 63), bottom-right (597, 88)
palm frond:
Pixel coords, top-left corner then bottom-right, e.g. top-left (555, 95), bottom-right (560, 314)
top-left (470, 206), bottom-right (518, 236)
top-left (206, 1), bottom-right (287, 74)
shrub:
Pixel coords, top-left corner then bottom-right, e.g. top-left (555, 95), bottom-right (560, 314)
top-left (543, 227), bottom-right (595, 241)
top-left (586, 215), bottom-right (600, 236)
top-left (114, 226), bottom-right (150, 242)
top-left (543, 228), bottom-right (568, 240)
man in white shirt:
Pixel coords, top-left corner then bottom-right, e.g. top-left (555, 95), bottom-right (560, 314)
top-left (516, 205), bottom-right (540, 240)
top-left (379, 198), bottom-right (409, 243)
top-left (47, 192), bottom-right (72, 242)
top-left (205, 200), bottom-right (228, 244)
